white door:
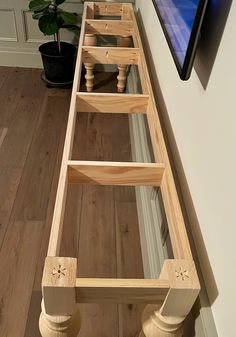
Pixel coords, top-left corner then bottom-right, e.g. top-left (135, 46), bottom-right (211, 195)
top-left (0, 0), bottom-right (83, 68)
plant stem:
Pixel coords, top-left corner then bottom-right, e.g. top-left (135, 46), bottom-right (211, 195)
top-left (56, 31), bottom-right (61, 54)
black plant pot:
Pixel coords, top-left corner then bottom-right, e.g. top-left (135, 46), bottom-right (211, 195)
top-left (39, 41), bottom-right (76, 87)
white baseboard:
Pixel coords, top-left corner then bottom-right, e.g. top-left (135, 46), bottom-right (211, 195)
top-left (0, 48), bottom-right (42, 68)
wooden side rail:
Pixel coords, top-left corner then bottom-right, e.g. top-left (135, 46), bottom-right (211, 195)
top-left (40, 3), bottom-right (201, 337)
top-left (75, 278), bottom-right (169, 303)
top-left (40, 257), bottom-right (200, 336)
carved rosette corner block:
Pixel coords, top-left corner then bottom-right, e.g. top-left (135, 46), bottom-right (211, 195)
top-left (160, 259), bottom-right (200, 318)
top-left (39, 257), bottom-right (80, 337)
top-left (42, 256), bottom-right (78, 316)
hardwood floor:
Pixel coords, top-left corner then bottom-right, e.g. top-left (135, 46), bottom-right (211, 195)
top-left (0, 67), bottom-right (144, 337)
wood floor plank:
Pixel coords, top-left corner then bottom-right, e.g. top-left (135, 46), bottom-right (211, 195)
top-left (0, 220), bottom-right (44, 337)
top-left (21, 94), bottom-right (71, 337)
top-left (111, 105), bottom-right (145, 337)
top-left (24, 291), bottom-right (42, 337)
top-left (0, 67), bottom-right (13, 90)
top-left (77, 185), bottom-right (118, 337)
top-left (115, 188), bottom-right (145, 337)
top-left (0, 73), bottom-right (46, 248)
top-left (12, 95), bottom-right (70, 222)
top-left (0, 69), bottom-right (144, 337)
top-left (32, 94), bottom-right (70, 291)
top-left (62, 72), bottom-right (121, 337)
top-left (0, 68), bottom-right (34, 126)
top-left (0, 127), bottom-right (8, 148)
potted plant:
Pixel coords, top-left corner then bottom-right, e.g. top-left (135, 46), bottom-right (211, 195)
top-left (29, 0), bottom-right (81, 87)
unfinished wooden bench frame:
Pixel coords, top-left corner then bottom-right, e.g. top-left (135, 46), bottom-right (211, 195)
top-left (39, 3), bottom-right (200, 337)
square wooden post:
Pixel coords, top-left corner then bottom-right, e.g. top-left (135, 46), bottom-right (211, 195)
top-left (39, 257), bottom-right (80, 337)
top-left (140, 260), bottom-right (200, 337)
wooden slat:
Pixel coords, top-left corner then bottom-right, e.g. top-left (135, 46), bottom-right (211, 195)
top-left (82, 47), bottom-right (139, 65)
top-left (122, 4), bottom-right (132, 20)
top-left (94, 3), bottom-right (123, 16)
top-left (76, 278), bottom-right (169, 304)
top-left (76, 93), bottom-right (149, 113)
top-left (68, 161), bottom-right (165, 186)
top-left (129, 4), bottom-right (193, 259)
top-left (47, 3), bottom-right (92, 257)
top-left (85, 19), bottom-right (134, 36)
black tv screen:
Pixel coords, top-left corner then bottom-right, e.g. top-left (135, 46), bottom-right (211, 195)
top-left (152, 0), bottom-right (208, 80)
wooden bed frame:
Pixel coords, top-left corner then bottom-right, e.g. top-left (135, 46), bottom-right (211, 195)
top-left (39, 3), bottom-right (200, 337)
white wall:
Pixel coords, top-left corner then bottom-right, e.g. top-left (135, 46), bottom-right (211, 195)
top-left (136, 0), bottom-right (236, 336)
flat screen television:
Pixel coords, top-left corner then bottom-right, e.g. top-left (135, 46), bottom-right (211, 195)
top-left (152, 0), bottom-right (208, 80)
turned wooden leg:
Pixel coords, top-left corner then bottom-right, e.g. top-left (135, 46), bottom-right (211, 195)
top-left (84, 34), bottom-right (97, 92)
top-left (139, 260), bottom-right (200, 337)
top-left (116, 36), bottom-right (131, 93)
top-left (140, 304), bottom-right (183, 337)
top-left (39, 301), bottom-right (81, 337)
top-left (39, 257), bottom-right (80, 337)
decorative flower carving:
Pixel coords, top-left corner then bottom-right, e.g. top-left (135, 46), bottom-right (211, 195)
top-left (52, 265), bottom-right (66, 279)
top-left (175, 267), bottom-right (189, 281)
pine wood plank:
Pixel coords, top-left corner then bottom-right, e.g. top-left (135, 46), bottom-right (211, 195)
top-left (121, 4), bottom-right (133, 20)
top-left (111, 102), bottom-right (144, 337)
top-left (32, 94), bottom-right (70, 291)
top-left (94, 3), bottom-right (123, 16)
top-left (47, 4), bottom-right (89, 257)
top-left (129, 6), bottom-right (192, 259)
top-left (72, 66), bottom-right (121, 335)
top-left (60, 71), bottom-right (127, 337)
top-left (76, 93), bottom-right (149, 113)
top-left (82, 46), bottom-right (139, 65)
top-left (85, 19), bottom-right (134, 36)
top-left (76, 278), bottom-right (169, 303)
top-left (68, 161), bottom-right (165, 186)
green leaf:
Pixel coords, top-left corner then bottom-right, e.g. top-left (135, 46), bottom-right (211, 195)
top-left (61, 24), bottom-right (81, 31)
top-left (39, 13), bottom-right (58, 35)
top-left (55, 0), bottom-right (66, 5)
top-left (29, 0), bottom-right (51, 12)
top-left (58, 11), bottom-right (78, 25)
top-left (32, 12), bottom-right (44, 20)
